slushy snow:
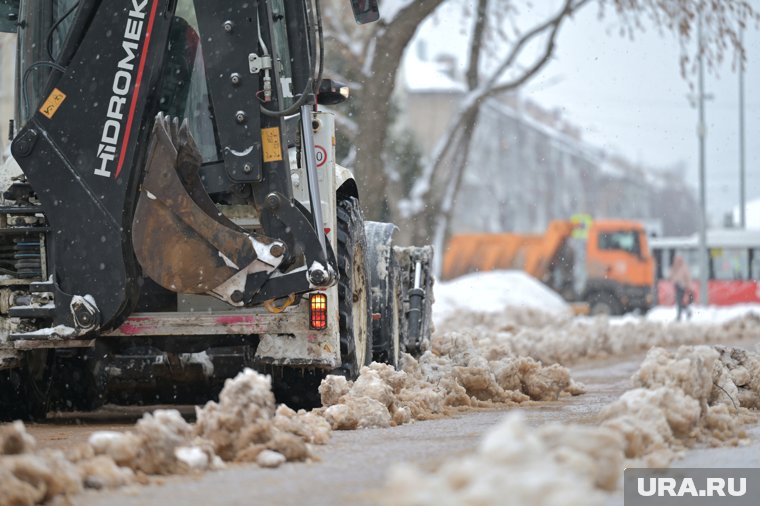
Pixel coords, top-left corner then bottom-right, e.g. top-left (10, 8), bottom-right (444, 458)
top-left (0, 369), bottom-right (332, 504)
top-left (380, 345), bottom-right (760, 504)
top-left (437, 307), bottom-right (760, 367)
top-left (380, 413), bottom-right (615, 506)
top-left (317, 337), bottom-right (584, 430)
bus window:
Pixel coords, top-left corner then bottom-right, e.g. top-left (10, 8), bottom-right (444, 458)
top-left (711, 249), bottom-right (748, 281)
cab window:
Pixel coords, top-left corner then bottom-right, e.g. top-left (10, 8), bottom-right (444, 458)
top-left (598, 230), bottom-right (641, 256)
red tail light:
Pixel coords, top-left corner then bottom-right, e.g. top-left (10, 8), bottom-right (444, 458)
top-left (309, 293), bottom-right (327, 330)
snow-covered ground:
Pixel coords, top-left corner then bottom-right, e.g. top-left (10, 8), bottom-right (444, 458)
top-left (433, 270), bottom-right (571, 326)
top-left (645, 304), bottom-right (760, 324)
top-left (435, 269), bottom-right (760, 327)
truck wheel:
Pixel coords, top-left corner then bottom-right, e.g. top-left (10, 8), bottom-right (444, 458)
top-left (588, 292), bottom-right (622, 316)
top-left (335, 197), bottom-right (372, 379)
top-left (365, 221), bottom-right (400, 369)
top-left (2, 351), bottom-right (53, 421)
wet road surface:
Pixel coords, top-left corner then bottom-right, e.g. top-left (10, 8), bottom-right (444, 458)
top-left (24, 340), bottom-right (758, 506)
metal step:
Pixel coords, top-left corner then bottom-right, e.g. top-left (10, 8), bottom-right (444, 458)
top-left (9, 304), bottom-right (55, 319)
top-left (30, 281), bottom-right (55, 293)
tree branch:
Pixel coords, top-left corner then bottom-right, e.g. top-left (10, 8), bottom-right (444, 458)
top-left (482, 0), bottom-right (590, 92)
top-left (466, 0), bottom-right (489, 91)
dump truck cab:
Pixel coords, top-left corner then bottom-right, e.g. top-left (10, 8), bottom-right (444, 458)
top-left (581, 220), bottom-right (654, 315)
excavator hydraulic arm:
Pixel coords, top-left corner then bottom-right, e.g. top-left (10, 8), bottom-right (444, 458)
top-left (9, 0), bottom-right (338, 336)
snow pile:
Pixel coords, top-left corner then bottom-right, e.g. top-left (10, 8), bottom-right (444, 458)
top-left (318, 333), bottom-right (583, 430)
top-left (193, 368), bottom-right (329, 464)
top-left (439, 309), bottom-right (760, 366)
top-left (380, 345), bottom-right (760, 502)
top-left (0, 369), bottom-right (333, 505)
top-left (0, 422), bottom-right (86, 505)
top-left (600, 345), bottom-right (758, 466)
top-left (379, 413), bottom-right (617, 506)
top-left (433, 271), bottom-right (572, 327)
top-left (714, 346), bottom-right (760, 409)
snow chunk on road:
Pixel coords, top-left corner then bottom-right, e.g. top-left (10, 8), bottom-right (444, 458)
top-left (256, 450), bottom-right (286, 468)
top-left (714, 345), bottom-right (760, 409)
top-left (194, 368), bottom-right (276, 461)
top-left (601, 345), bottom-right (758, 466)
top-left (434, 270), bottom-right (571, 327)
top-left (77, 455), bottom-right (134, 490)
top-left (132, 409), bottom-right (194, 474)
top-left (273, 405), bottom-right (331, 445)
top-left (195, 369), bottom-right (327, 464)
top-left (380, 413), bottom-right (612, 506)
top-left (318, 333), bottom-right (582, 430)
top-left (0, 421), bottom-right (36, 455)
top-left (0, 450), bottom-right (84, 505)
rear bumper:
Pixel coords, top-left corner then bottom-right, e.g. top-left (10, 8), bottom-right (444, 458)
top-left (6, 288), bottom-right (342, 370)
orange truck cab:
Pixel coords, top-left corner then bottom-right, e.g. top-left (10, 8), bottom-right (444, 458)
top-left (581, 220), bottom-right (655, 314)
top-left (442, 219), bottom-right (655, 315)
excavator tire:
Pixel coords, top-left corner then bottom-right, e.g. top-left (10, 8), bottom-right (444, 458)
top-left (335, 197), bottom-right (372, 379)
top-left (0, 351), bottom-right (52, 422)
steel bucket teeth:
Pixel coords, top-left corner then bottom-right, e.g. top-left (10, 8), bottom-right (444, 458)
top-left (132, 113), bottom-right (280, 298)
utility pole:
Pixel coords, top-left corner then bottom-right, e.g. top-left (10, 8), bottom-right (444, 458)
top-left (739, 27), bottom-right (747, 228)
top-left (696, 6), bottom-right (709, 305)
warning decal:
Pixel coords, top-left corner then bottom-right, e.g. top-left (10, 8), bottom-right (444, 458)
top-left (261, 127), bottom-right (283, 162)
top-left (39, 88), bottom-right (67, 119)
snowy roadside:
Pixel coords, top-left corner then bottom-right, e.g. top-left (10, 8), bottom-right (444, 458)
top-left (3, 270), bottom-right (760, 505)
top-left (372, 272), bottom-right (760, 505)
top-left (377, 344), bottom-right (760, 506)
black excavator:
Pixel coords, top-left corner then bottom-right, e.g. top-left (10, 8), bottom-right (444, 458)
top-left (0, 0), bottom-right (433, 419)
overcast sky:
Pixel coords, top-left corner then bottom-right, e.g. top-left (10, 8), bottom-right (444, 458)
top-left (528, 4), bottom-right (760, 226)
top-left (409, 2), bottom-right (760, 227)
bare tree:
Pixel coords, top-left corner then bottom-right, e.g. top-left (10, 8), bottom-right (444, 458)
top-left (321, 0), bottom-right (756, 260)
top-left (321, 0), bottom-right (445, 219)
top-left (392, 0), bottom-right (756, 273)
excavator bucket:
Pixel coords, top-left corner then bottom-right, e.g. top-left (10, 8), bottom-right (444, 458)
top-left (132, 114), bottom-right (283, 303)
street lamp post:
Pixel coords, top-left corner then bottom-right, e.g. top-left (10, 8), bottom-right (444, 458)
top-left (697, 7), bottom-right (709, 305)
top-left (739, 27), bottom-right (747, 228)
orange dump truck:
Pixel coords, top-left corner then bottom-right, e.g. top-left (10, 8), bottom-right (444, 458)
top-left (442, 219), bottom-right (655, 315)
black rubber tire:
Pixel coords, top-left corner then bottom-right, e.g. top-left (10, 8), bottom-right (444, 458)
top-left (0, 369), bottom-right (26, 422)
top-left (0, 351), bottom-right (52, 422)
top-left (335, 197), bottom-right (372, 379)
top-left (49, 350), bottom-right (107, 412)
top-left (588, 292), bottom-right (623, 316)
